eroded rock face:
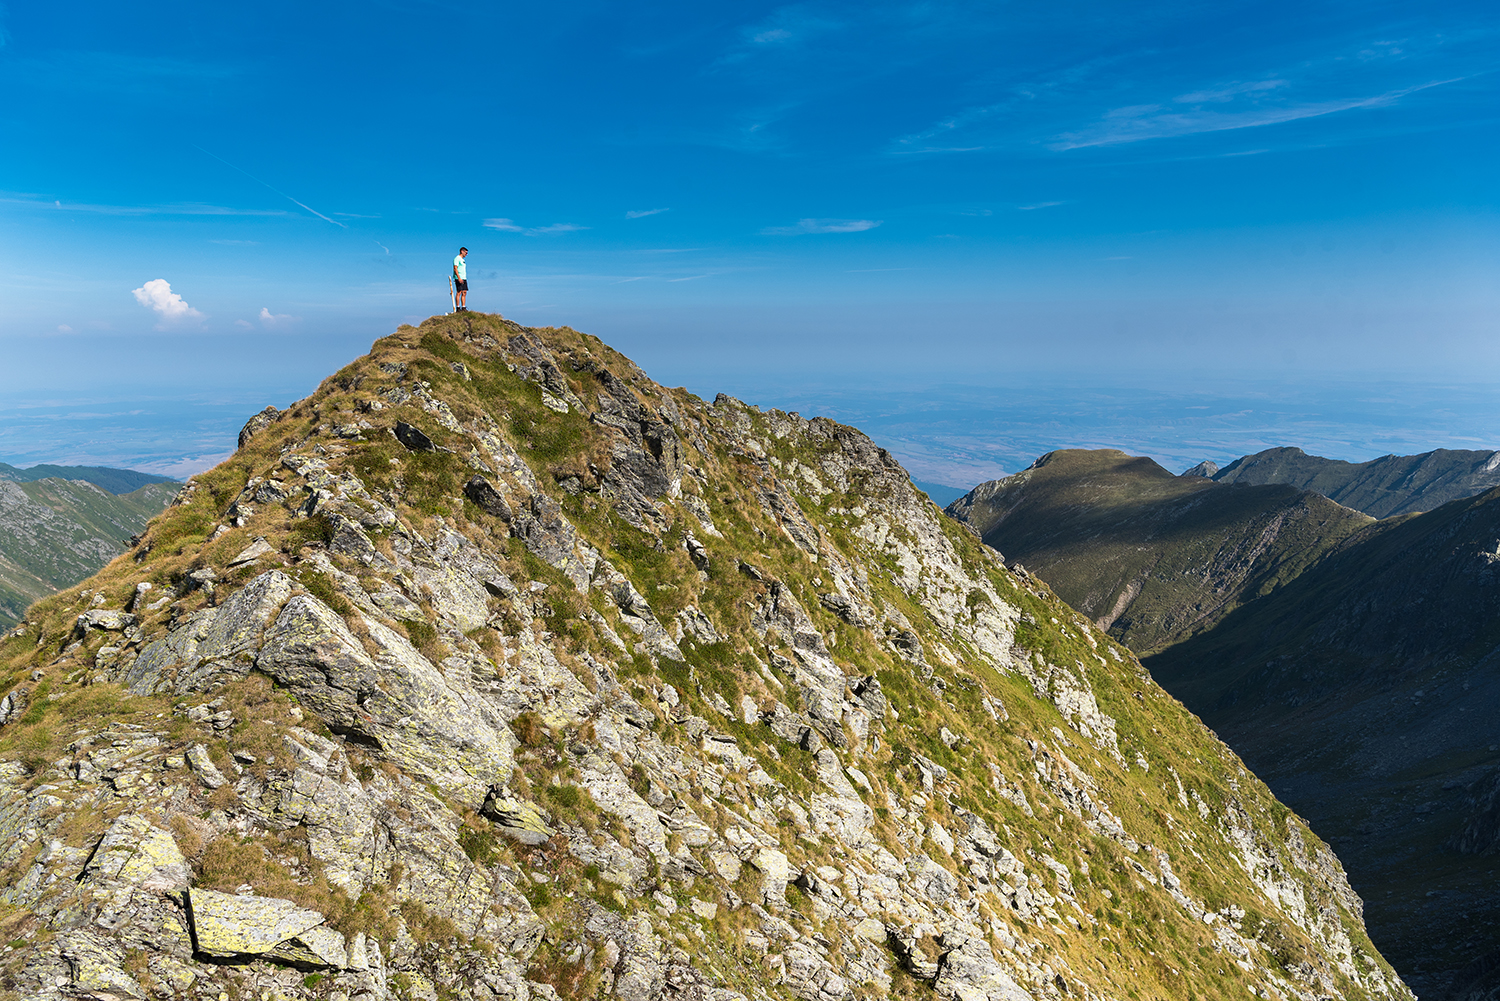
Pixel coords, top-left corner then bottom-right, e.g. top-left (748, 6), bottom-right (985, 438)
top-left (257, 594), bottom-right (515, 808)
top-left (0, 314), bottom-right (1412, 1001)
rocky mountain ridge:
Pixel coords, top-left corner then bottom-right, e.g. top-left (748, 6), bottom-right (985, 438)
top-left (0, 314), bottom-right (1408, 1001)
top-left (1193, 446), bottom-right (1500, 519)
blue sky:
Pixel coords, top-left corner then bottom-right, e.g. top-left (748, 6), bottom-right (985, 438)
top-left (1, 0), bottom-right (1497, 481)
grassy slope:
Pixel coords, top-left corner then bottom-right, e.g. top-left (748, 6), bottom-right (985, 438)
top-left (0, 315), bottom-right (1407, 1000)
top-left (946, 449), bottom-right (1372, 654)
top-left (0, 480), bottom-right (176, 628)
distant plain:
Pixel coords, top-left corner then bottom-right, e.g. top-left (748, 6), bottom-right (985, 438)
top-left (4, 376), bottom-right (1497, 488)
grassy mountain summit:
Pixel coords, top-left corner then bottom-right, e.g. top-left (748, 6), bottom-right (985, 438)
top-left (945, 449), bottom-right (1372, 654)
top-left (1208, 446), bottom-right (1500, 518)
top-left (0, 314), bottom-right (1408, 1001)
top-left (0, 476), bottom-right (177, 628)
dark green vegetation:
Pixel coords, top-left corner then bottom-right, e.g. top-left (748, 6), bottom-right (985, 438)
top-left (946, 449), bottom-right (1372, 654)
top-left (0, 462), bottom-right (176, 496)
top-left (0, 475), bottom-right (177, 627)
top-left (1148, 486), bottom-right (1500, 1000)
top-left (1209, 446), bottom-right (1500, 518)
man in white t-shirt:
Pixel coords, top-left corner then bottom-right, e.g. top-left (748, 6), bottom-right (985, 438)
top-left (452, 247), bottom-right (469, 311)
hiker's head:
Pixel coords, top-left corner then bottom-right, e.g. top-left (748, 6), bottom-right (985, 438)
top-left (459, 247), bottom-right (468, 256)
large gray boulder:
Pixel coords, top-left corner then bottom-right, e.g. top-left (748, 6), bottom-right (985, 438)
top-left (255, 594), bottom-right (515, 807)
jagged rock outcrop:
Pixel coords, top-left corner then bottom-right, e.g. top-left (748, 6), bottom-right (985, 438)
top-left (0, 313), bottom-right (1410, 1001)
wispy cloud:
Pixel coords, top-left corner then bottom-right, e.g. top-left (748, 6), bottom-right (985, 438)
top-left (131, 279), bottom-right (204, 325)
top-left (1018, 201), bottom-right (1065, 211)
top-left (0, 194), bottom-right (287, 217)
top-left (210, 239), bottom-right (260, 245)
top-left (1051, 77), bottom-right (1465, 150)
top-left (484, 218), bottom-right (588, 235)
top-left (259, 307), bottom-right (297, 327)
top-left (762, 218), bottom-right (881, 235)
top-left (626, 208), bottom-right (670, 219)
top-left (1174, 79), bottom-right (1289, 104)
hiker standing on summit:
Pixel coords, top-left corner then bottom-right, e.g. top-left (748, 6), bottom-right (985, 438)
top-left (452, 247), bottom-right (469, 312)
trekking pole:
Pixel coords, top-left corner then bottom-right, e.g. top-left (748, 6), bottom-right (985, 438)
top-left (448, 275), bottom-right (455, 315)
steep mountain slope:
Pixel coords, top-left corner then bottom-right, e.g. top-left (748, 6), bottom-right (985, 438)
top-left (0, 462), bottom-right (177, 496)
top-left (944, 449), bottom-right (1371, 654)
top-left (1209, 446), bottom-right (1500, 518)
top-left (1146, 487), bottom-right (1500, 1000)
top-left (0, 314), bottom-right (1409, 1001)
top-left (0, 477), bottom-right (178, 627)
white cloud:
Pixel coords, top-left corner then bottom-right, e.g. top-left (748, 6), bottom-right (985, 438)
top-left (1018, 201), bottom-right (1064, 211)
top-left (56, 324), bottom-right (72, 333)
top-left (484, 217), bottom-right (588, 236)
top-left (762, 218), bottom-right (881, 235)
top-left (259, 307), bottom-right (297, 327)
top-left (234, 319), bottom-right (253, 329)
top-left (131, 279), bottom-right (204, 323)
top-left (626, 208), bottom-right (670, 219)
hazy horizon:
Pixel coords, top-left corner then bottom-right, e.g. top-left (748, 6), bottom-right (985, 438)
top-left (2, 0), bottom-right (1496, 484)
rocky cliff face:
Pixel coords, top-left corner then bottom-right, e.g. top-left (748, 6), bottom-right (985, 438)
top-left (0, 315), bottom-right (1409, 1001)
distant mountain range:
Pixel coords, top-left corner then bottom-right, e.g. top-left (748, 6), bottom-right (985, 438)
top-left (945, 448), bottom-right (1373, 653)
top-left (1191, 445), bottom-right (1500, 518)
top-left (0, 461), bottom-right (176, 496)
top-left (947, 443), bottom-right (1500, 999)
top-left (0, 465), bottom-right (178, 627)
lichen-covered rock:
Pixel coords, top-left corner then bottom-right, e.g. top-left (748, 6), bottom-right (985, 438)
top-left (256, 594), bottom-right (515, 807)
top-left (187, 888), bottom-right (342, 963)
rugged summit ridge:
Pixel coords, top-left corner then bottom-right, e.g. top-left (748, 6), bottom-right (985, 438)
top-left (0, 315), bottom-right (1407, 1001)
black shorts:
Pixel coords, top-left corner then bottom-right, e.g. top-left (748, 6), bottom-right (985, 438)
top-left (454, 279), bottom-right (468, 291)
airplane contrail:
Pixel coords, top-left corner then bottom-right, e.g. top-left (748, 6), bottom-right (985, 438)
top-left (190, 144), bottom-right (348, 228)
